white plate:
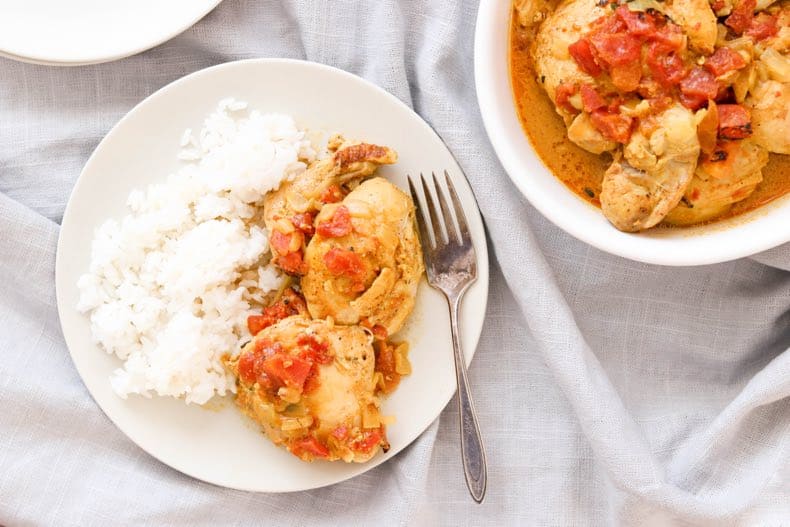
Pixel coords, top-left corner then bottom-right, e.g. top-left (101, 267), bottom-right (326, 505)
top-left (56, 59), bottom-right (489, 492)
top-left (474, 0), bottom-right (790, 266)
top-left (0, 0), bottom-right (222, 66)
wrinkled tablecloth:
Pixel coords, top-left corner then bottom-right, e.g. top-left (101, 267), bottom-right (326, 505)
top-left (1, 1), bottom-right (788, 525)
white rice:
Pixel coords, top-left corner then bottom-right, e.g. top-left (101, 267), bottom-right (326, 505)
top-left (77, 98), bottom-right (315, 405)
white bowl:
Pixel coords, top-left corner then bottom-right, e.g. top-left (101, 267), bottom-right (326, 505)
top-left (474, 0), bottom-right (790, 266)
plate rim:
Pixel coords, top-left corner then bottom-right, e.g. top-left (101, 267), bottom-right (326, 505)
top-left (473, 0), bottom-right (790, 267)
top-left (0, 0), bottom-right (223, 66)
top-left (55, 57), bottom-right (490, 492)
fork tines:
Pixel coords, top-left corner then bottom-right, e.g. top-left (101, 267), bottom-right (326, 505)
top-left (407, 171), bottom-right (472, 250)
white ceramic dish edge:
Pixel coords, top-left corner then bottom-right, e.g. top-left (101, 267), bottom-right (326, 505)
top-left (55, 58), bottom-right (489, 492)
top-left (474, 0), bottom-right (790, 267)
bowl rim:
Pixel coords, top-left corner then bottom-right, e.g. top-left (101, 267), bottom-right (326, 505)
top-left (473, 0), bottom-right (790, 266)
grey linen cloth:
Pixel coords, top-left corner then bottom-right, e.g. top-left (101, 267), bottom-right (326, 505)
top-left (1, 1), bottom-right (788, 525)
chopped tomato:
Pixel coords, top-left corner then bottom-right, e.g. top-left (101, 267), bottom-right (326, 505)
top-left (331, 426), bottom-right (349, 440)
top-left (569, 38), bottom-right (602, 77)
top-left (270, 228), bottom-right (293, 255)
top-left (238, 340), bottom-right (282, 384)
top-left (290, 212), bottom-right (315, 236)
top-left (316, 205), bottom-right (353, 238)
top-left (745, 13), bottom-right (778, 40)
top-left (726, 0), bottom-right (756, 34)
top-left (277, 251), bottom-right (306, 275)
top-left (704, 47), bottom-right (746, 77)
top-left (615, 6), bottom-right (659, 36)
top-left (711, 0), bottom-right (726, 12)
top-left (247, 315), bottom-right (270, 336)
top-left (297, 334), bottom-right (333, 364)
top-left (238, 350), bottom-right (259, 384)
top-left (351, 429), bottom-right (383, 453)
top-left (247, 288), bottom-right (308, 335)
top-left (717, 104), bottom-right (752, 138)
top-left (291, 437), bottom-right (330, 459)
top-left (590, 13), bottom-right (627, 34)
top-left (555, 82), bottom-right (579, 113)
top-left (580, 84), bottom-right (607, 112)
top-left (589, 109), bottom-right (633, 143)
top-left (679, 67), bottom-right (719, 109)
top-left (647, 46), bottom-right (686, 87)
top-left (610, 61), bottom-right (642, 92)
top-left (590, 32), bottom-right (642, 67)
top-left (648, 24), bottom-right (684, 50)
top-left (323, 247), bottom-right (364, 277)
top-left (319, 184), bottom-right (344, 204)
top-left (262, 353), bottom-right (312, 390)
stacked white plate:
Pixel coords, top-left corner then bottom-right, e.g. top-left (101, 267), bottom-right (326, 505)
top-left (0, 0), bottom-right (223, 66)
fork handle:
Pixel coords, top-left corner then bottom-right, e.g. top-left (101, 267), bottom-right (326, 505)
top-left (449, 295), bottom-right (487, 503)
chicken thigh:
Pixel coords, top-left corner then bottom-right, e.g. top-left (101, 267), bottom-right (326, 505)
top-left (301, 177), bottom-right (423, 337)
top-left (224, 316), bottom-right (388, 463)
top-left (263, 136), bottom-right (397, 275)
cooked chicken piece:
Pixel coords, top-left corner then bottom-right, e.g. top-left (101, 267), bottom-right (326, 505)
top-left (567, 112), bottom-right (618, 154)
top-left (533, 0), bottom-right (608, 122)
top-left (515, 0), bottom-right (564, 27)
top-left (746, 80), bottom-right (790, 154)
top-left (301, 177), bottom-right (423, 337)
top-left (600, 105), bottom-right (700, 231)
top-left (665, 0), bottom-right (718, 54)
top-left (224, 316), bottom-right (389, 463)
top-left (263, 136), bottom-right (397, 274)
top-left (665, 139), bottom-right (768, 225)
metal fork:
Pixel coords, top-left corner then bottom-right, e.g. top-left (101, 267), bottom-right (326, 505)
top-left (408, 171), bottom-right (487, 503)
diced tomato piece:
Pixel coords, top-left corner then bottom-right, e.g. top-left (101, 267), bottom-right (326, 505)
top-left (290, 212), bottom-right (315, 236)
top-left (277, 251), bottom-right (306, 275)
top-left (291, 437), bottom-right (330, 459)
top-left (297, 334), bottom-right (333, 364)
top-left (590, 13), bottom-right (628, 34)
top-left (262, 353), bottom-right (313, 390)
top-left (246, 289), bottom-right (307, 335)
top-left (238, 351), bottom-right (258, 384)
top-left (615, 6), bottom-right (659, 36)
top-left (679, 67), bottom-right (719, 109)
top-left (580, 84), bottom-right (607, 112)
top-left (555, 82), bottom-right (579, 113)
top-left (589, 109), bottom-right (633, 143)
top-left (569, 38), bottom-right (602, 77)
top-left (331, 426), bottom-right (349, 440)
top-left (590, 32), bottom-right (642, 67)
top-left (238, 340), bottom-right (282, 384)
top-left (316, 205), bottom-right (353, 238)
top-left (704, 47), bottom-right (747, 77)
top-left (726, 0), bottom-right (756, 34)
top-left (319, 184), bottom-right (344, 204)
top-left (610, 61), bottom-right (642, 92)
top-left (270, 229), bottom-right (293, 255)
top-left (247, 315), bottom-right (269, 336)
top-left (351, 429), bottom-right (383, 453)
top-left (745, 13), bottom-right (778, 40)
top-left (679, 92), bottom-right (708, 110)
top-left (711, 0), bottom-right (726, 12)
top-left (717, 104), bottom-right (752, 138)
top-left (648, 24), bottom-right (684, 50)
top-left (324, 247), bottom-right (365, 284)
top-left (647, 44), bottom-right (687, 87)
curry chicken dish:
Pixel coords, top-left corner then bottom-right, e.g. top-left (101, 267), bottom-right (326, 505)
top-left (511, 0), bottom-right (789, 231)
top-left (224, 136), bottom-right (423, 462)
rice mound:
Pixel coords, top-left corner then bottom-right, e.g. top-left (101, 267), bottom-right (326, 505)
top-left (77, 99), bottom-right (315, 404)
